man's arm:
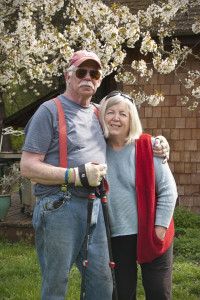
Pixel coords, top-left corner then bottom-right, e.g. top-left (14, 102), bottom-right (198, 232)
top-left (20, 151), bottom-right (67, 185)
top-left (20, 151), bottom-right (106, 187)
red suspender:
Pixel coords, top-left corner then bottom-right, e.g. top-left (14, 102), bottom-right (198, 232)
top-left (53, 98), bottom-right (99, 168)
top-left (91, 103), bottom-right (99, 120)
top-left (53, 98), bottom-right (68, 168)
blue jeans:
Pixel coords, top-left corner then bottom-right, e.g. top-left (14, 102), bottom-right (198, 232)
top-left (33, 191), bottom-right (113, 300)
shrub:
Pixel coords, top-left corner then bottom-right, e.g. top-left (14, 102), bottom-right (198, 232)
top-left (173, 228), bottom-right (200, 260)
top-left (173, 206), bottom-right (200, 229)
top-left (173, 207), bottom-right (200, 260)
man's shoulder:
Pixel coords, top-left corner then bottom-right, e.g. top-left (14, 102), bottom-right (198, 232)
top-left (42, 98), bottom-right (58, 108)
top-left (91, 102), bottom-right (100, 109)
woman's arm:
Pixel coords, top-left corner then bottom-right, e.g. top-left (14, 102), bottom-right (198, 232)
top-left (153, 139), bottom-right (178, 239)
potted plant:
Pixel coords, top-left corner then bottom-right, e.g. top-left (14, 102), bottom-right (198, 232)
top-left (0, 163), bottom-right (24, 221)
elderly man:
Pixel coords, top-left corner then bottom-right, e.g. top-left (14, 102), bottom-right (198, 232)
top-left (20, 50), bottom-right (113, 300)
top-left (20, 50), bottom-right (168, 300)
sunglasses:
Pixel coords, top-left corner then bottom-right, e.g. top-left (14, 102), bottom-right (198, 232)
top-left (73, 68), bottom-right (102, 80)
top-left (105, 90), bottom-right (134, 103)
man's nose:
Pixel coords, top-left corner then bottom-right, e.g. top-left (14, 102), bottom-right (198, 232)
top-left (84, 71), bottom-right (92, 80)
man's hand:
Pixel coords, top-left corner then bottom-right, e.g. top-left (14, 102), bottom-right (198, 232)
top-left (74, 162), bottom-right (107, 187)
top-left (153, 136), bottom-right (170, 163)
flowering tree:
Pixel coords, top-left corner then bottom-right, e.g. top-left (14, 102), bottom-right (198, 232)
top-left (1, 0), bottom-right (200, 110)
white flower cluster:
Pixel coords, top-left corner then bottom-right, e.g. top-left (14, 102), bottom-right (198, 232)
top-left (185, 71), bottom-right (200, 89)
top-left (192, 19), bottom-right (200, 34)
top-left (188, 101), bottom-right (199, 110)
top-left (130, 91), bottom-right (165, 107)
top-left (131, 91), bottom-right (147, 107)
top-left (114, 71), bottom-right (137, 85)
top-left (0, 0), bottom-right (199, 109)
top-left (153, 54), bottom-right (178, 74)
top-left (148, 92), bottom-right (165, 106)
top-left (181, 96), bottom-right (189, 104)
top-left (131, 59), bottom-right (153, 79)
top-left (185, 79), bottom-right (195, 89)
top-left (192, 86), bottom-right (200, 98)
top-left (140, 32), bottom-right (157, 55)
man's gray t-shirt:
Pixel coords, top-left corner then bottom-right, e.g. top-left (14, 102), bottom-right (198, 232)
top-left (22, 95), bottom-right (106, 197)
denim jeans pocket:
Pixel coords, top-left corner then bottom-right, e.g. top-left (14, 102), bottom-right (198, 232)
top-left (42, 191), bottom-right (71, 213)
top-left (33, 192), bottom-right (70, 230)
top-left (32, 200), bottom-right (42, 230)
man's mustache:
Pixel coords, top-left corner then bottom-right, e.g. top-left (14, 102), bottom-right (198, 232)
top-left (79, 80), bottom-right (95, 89)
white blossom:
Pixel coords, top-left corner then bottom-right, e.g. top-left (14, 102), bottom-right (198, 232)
top-left (131, 59), bottom-right (153, 79)
top-left (147, 92), bottom-right (165, 106)
top-left (185, 79), bottom-right (195, 88)
top-left (192, 86), bottom-right (200, 98)
top-left (181, 96), bottom-right (189, 104)
top-left (153, 55), bottom-right (177, 74)
top-left (192, 20), bottom-right (200, 34)
top-left (115, 71), bottom-right (137, 85)
top-left (188, 101), bottom-right (199, 110)
top-left (131, 91), bottom-right (147, 107)
top-left (140, 32), bottom-right (157, 55)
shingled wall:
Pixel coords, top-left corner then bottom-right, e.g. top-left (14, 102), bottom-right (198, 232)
top-left (123, 47), bottom-right (200, 214)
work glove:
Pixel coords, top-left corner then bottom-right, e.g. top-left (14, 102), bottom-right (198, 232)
top-left (74, 162), bottom-right (107, 187)
top-left (155, 135), bottom-right (170, 162)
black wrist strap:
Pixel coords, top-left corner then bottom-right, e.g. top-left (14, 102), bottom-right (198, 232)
top-left (78, 164), bottom-right (89, 186)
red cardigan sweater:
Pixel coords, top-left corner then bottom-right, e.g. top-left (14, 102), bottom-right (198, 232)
top-left (135, 134), bottom-right (174, 264)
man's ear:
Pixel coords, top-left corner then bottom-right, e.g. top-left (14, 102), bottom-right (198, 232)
top-left (65, 71), bottom-right (71, 84)
top-left (65, 71), bottom-right (69, 80)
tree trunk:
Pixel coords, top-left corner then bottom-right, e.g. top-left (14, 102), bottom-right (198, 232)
top-left (0, 92), bottom-right (12, 151)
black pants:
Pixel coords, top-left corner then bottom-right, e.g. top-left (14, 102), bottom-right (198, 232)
top-left (111, 235), bottom-right (173, 300)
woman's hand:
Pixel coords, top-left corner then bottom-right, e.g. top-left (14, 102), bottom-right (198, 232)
top-left (155, 225), bottom-right (167, 240)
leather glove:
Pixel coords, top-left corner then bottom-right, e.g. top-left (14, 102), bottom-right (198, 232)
top-left (155, 135), bottom-right (170, 161)
top-left (74, 162), bottom-right (107, 187)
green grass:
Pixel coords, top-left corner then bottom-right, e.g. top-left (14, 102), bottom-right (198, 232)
top-left (0, 207), bottom-right (199, 299)
top-left (172, 258), bottom-right (200, 300)
top-left (0, 239), bottom-right (41, 300)
top-left (0, 237), bottom-right (81, 300)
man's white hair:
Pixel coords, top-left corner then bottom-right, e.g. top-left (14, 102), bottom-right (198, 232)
top-left (67, 64), bottom-right (76, 76)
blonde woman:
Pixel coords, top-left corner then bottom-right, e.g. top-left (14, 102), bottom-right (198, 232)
top-left (99, 91), bottom-right (178, 300)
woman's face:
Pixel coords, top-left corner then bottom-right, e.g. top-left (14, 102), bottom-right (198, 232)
top-left (104, 101), bottom-right (130, 140)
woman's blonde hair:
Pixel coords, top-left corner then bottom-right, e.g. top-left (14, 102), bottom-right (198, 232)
top-left (99, 91), bottom-right (143, 144)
